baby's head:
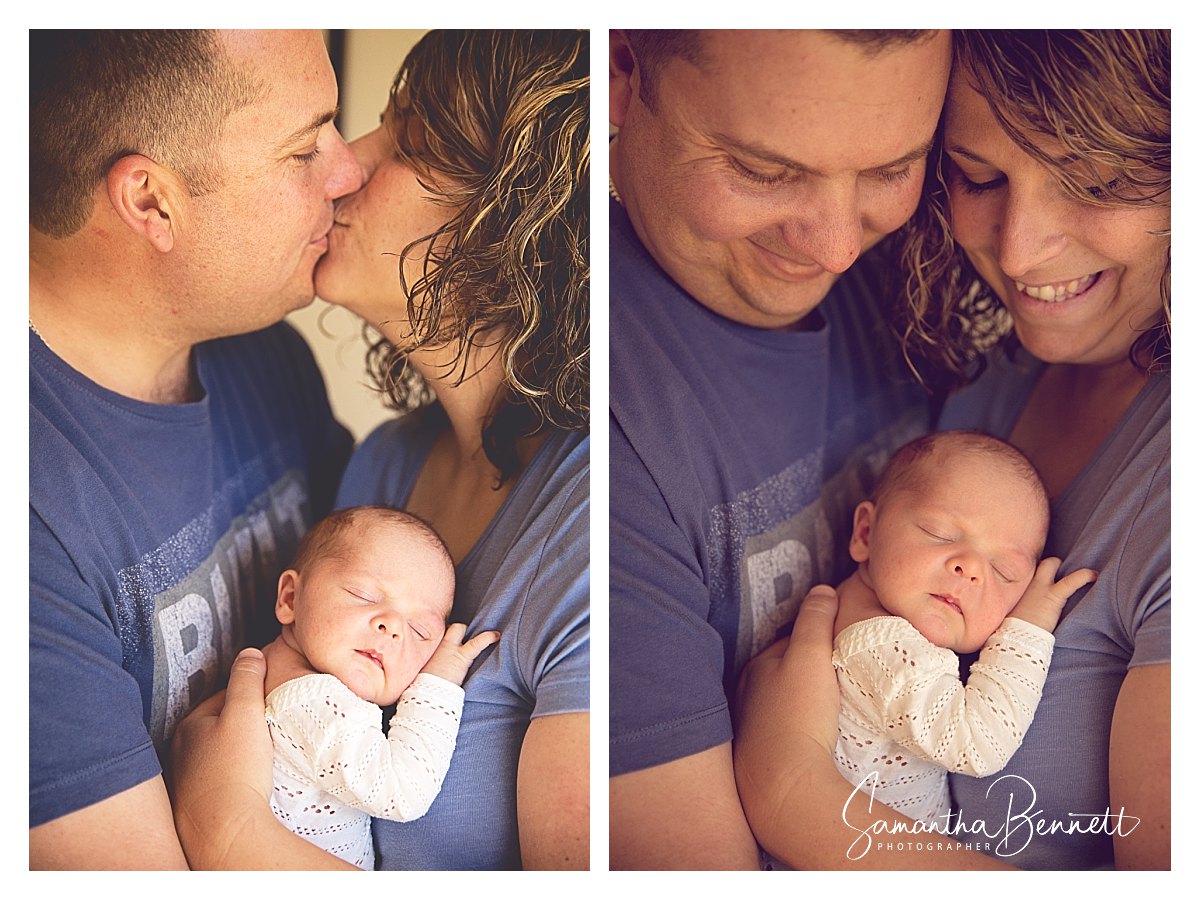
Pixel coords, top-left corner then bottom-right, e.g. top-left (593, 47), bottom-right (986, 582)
top-left (275, 505), bottom-right (456, 705)
top-left (850, 431), bottom-right (1049, 653)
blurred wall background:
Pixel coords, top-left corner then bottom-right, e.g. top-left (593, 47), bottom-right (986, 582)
top-left (287, 30), bottom-right (428, 442)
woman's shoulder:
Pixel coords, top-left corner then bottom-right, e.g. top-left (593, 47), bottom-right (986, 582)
top-left (459, 428), bottom-right (589, 618)
top-left (515, 428), bottom-right (589, 542)
top-left (481, 427), bottom-right (589, 556)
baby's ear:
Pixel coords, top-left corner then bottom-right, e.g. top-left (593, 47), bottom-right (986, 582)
top-left (275, 570), bottom-right (300, 625)
top-left (849, 501), bottom-right (875, 563)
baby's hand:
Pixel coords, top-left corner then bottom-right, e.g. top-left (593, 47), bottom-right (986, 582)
top-left (420, 623), bottom-right (501, 686)
top-left (1009, 557), bottom-right (1097, 633)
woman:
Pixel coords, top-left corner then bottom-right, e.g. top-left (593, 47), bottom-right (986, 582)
top-left (172, 30), bottom-right (589, 870)
top-left (735, 29), bottom-right (1169, 871)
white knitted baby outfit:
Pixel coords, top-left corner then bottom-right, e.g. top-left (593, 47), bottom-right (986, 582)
top-left (266, 672), bottom-right (464, 868)
top-left (832, 616), bottom-right (1054, 826)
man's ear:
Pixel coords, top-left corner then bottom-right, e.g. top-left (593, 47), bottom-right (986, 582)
top-left (849, 501), bottom-right (876, 563)
top-left (105, 154), bottom-right (184, 253)
top-left (610, 30), bottom-right (638, 128)
top-left (276, 570), bottom-right (300, 626)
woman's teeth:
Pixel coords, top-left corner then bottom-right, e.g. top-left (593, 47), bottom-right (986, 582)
top-left (1014, 272), bottom-right (1100, 302)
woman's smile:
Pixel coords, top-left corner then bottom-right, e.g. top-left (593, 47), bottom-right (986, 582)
top-left (1013, 270), bottom-right (1102, 303)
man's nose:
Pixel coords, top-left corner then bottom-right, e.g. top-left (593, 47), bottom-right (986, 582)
top-left (325, 126), bottom-right (366, 200)
top-left (779, 183), bottom-right (863, 273)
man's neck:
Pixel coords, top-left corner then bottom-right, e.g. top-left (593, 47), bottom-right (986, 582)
top-left (30, 256), bottom-right (198, 405)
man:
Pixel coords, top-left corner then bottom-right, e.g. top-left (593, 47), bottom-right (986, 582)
top-left (29, 30), bottom-right (362, 868)
top-left (608, 29), bottom-right (951, 869)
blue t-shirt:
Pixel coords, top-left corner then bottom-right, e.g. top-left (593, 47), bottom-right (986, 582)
top-left (29, 324), bottom-right (351, 828)
top-left (336, 407), bottom-right (589, 870)
top-left (940, 349), bottom-right (1170, 870)
top-left (609, 198), bottom-right (931, 776)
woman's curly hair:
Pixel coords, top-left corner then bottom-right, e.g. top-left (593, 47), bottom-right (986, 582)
top-left (364, 30), bottom-right (589, 482)
top-left (895, 30), bottom-right (1170, 392)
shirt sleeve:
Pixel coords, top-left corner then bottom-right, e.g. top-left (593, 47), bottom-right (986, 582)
top-left (1120, 446), bottom-right (1170, 670)
top-left (29, 510), bottom-right (163, 827)
top-left (520, 468), bottom-right (590, 721)
top-left (834, 616), bottom-right (1054, 776)
top-left (266, 673), bottom-right (464, 822)
top-left (609, 414), bottom-right (731, 776)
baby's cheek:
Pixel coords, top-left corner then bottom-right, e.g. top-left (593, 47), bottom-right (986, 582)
top-left (911, 615), bottom-right (956, 651)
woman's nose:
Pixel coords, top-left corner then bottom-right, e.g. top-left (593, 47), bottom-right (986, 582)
top-left (349, 125), bottom-right (387, 183)
top-left (996, 186), bottom-right (1071, 278)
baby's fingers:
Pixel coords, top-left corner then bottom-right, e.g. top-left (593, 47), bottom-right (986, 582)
top-left (460, 630), bottom-right (501, 661)
top-left (1050, 566), bottom-right (1098, 601)
top-left (1028, 557), bottom-right (1097, 605)
top-left (1030, 556), bottom-right (1065, 586)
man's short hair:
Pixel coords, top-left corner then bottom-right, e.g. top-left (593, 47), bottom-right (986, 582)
top-left (624, 29), bottom-right (938, 111)
top-left (30, 30), bottom-right (261, 238)
top-left (623, 30), bottom-right (702, 110)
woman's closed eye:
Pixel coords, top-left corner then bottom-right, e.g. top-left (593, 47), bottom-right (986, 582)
top-left (954, 169), bottom-right (1005, 195)
top-left (1085, 178), bottom-right (1123, 200)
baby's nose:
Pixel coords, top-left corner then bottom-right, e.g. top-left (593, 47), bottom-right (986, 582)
top-left (374, 618), bottom-right (401, 639)
top-left (951, 561), bottom-right (980, 583)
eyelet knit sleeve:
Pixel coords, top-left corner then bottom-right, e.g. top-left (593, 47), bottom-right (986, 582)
top-left (834, 616), bottom-right (1054, 777)
top-left (266, 672), bottom-right (465, 822)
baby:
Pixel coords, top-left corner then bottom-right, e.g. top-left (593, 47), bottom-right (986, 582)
top-left (831, 430), bottom-right (1095, 826)
top-left (262, 505), bottom-right (498, 868)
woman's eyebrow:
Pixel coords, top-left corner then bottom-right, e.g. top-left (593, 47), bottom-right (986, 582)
top-left (946, 144), bottom-right (991, 165)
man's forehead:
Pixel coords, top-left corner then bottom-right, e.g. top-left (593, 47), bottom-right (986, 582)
top-left (681, 30), bottom-right (948, 109)
top-left (687, 29), bottom-right (944, 74)
top-left (664, 31), bottom-right (946, 170)
top-left (217, 30), bottom-right (332, 98)
top-left (217, 28), bottom-right (322, 64)
top-left (217, 30), bottom-right (339, 147)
